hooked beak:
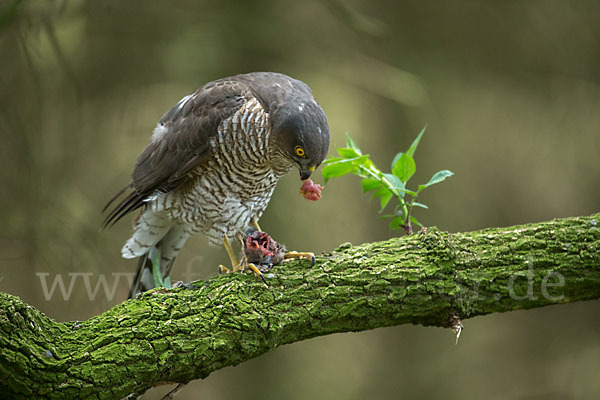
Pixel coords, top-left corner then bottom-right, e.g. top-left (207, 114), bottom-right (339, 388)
top-left (299, 165), bottom-right (316, 180)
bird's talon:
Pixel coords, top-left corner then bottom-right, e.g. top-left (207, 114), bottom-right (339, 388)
top-left (284, 251), bottom-right (315, 265)
top-left (219, 260), bottom-right (267, 285)
top-left (246, 263), bottom-right (268, 286)
top-left (218, 264), bottom-right (231, 274)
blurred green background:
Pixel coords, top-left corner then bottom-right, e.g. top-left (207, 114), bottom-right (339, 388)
top-left (1, 0), bottom-right (599, 399)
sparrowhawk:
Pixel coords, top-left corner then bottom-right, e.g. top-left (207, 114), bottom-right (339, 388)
top-left (103, 72), bottom-right (330, 297)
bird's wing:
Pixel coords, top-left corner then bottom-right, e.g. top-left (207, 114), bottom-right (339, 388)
top-left (103, 78), bottom-right (249, 227)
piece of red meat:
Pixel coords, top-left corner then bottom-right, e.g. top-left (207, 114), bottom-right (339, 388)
top-left (299, 179), bottom-right (323, 201)
top-left (244, 230), bottom-right (286, 271)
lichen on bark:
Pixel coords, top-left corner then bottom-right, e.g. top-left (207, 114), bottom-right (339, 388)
top-left (1, 213), bottom-right (599, 399)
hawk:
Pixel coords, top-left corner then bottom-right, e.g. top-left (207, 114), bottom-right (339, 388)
top-left (103, 72), bottom-right (330, 297)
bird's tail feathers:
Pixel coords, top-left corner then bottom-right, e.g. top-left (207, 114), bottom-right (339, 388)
top-left (128, 243), bottom-right (178, 299)
top-left (128, 251), bottom-right (150, 299)
top-left (126, 222), bottom-right (190, 299)
top-left (121, 210), bottom-right (171, 259)
top-left (102, 183), bottom-right (146, 230)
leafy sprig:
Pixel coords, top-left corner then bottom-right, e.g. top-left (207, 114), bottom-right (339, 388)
top-left (321, 126), bottom-right (453, 234)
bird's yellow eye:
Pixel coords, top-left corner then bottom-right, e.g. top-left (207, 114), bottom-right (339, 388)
top-left (294, 146), bottom-right (306, 158)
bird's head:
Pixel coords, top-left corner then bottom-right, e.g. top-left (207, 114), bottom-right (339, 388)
top-left (272, 99), bottom-right (330, 180)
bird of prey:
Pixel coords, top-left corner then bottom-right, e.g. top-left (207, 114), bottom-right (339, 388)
top-left (103, 72), bottom-right (330, 297)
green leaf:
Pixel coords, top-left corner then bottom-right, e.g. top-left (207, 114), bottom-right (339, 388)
top-left (163, 276), bottom-right (172, 289)
top-left (337, 147), bottom-right (360, 158)
top-left (361, 158), bottom-right (376, 173)
top-left (322, 160), bottom-right (356, 182)
top-left (383, 173), bottom-right (405, 191)
top-left (372, 185), bottom-right (394, 211)
top-left (321, 156), bottom-right (369, 182)
top-left (346, 134), bottom-right (362, 155)
top-left (412, 202), bottom-right (429, 209)
top-left (372, 186), bottom-right (389, 200)
top-left (392, 153), bottom-right (416, 183)
top-left (393, 187), bottom-right (417, 197)
top-left (380, 190), bottom-right (393, 211)
top-left (418, 170), bottom-right (454, 191)
top-left (151, 249), bottom-right (163, 288)
top-left (410, 215), bottom-right (423, 227)
top-left (406, 125), bottom-right (427, 157)
top-left (353, 156), bottom-right (375, 179)
top-left (389, 216), bottom-right (404, 230)
top-left (390, 152), bottom-right (403, 171)
top-left (361, 178), bottom-right (381, 192)
top-left (322, 157), bottom-right (343, 165)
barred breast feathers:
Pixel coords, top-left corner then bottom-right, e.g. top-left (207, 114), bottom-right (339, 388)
top-left (151, 95), bottom-right (293, 245)
top-left (205, 95), bottom-right (286, 199)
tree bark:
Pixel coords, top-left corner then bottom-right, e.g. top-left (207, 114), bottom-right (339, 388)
top-left (1, 213), bottom-right (599, 399)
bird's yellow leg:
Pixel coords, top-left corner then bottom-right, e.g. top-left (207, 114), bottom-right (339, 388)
top-left (218, 235), bottom-right (239, 274)
top-left (251, 219), bottom-right (262, 232)
top-left (284, 251), bottom-right (316, 266)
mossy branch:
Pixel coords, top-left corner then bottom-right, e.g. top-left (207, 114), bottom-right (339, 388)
top-left (2, 214), bottom-right (599, 399)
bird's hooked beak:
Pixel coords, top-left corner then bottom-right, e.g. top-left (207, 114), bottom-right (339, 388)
top-left (299, 165), bottom-right (316, 180)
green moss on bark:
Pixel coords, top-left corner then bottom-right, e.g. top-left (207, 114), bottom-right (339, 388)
top-left (1, 213), bottom-right (599, 399)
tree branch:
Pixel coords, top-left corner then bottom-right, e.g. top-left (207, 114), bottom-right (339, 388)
top-left (1, 213), bottom-right (599, 399)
